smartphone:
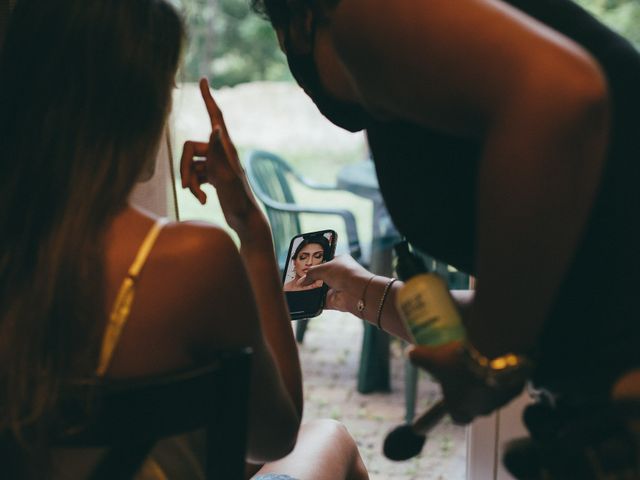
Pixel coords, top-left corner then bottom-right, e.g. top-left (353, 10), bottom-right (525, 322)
top-left (282, 229), bottom-right (337, 320)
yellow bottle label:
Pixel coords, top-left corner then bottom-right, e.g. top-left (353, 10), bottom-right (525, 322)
top-left (396, 273), bottom-right (465, 345)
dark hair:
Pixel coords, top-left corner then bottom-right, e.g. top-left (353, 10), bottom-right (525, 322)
top-left (0, 0), bottom-right (183, 472)
top-left (293, 234), bottom-right (332, 261)
top-left (250, 0), bottom-right (340, 28)
top-left (250, 0), bottom-right (289, 28)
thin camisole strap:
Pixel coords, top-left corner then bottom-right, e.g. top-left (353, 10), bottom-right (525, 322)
top-left (96, 218), bottom-right (170, 377)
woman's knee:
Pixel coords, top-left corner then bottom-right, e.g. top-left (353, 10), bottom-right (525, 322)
top-left (297, 419), bottom-right (361, 460)
top-left (299, 418), bottom-right (366, 470)
top-left (254, 419), bottom-right (368, 480)
top-left (300, 419), bottom-right (368, 478)
top-left (301, 419), bottom-right (354, 445)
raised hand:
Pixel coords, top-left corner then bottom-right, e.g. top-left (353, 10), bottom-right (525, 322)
top-left (180, 78), bottom-right (266, 240)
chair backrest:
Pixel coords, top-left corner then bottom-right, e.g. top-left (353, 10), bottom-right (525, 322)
top-left (245, 150), bottom-right (302, 269)
top-left (48, 348), bottom-right (252, 480)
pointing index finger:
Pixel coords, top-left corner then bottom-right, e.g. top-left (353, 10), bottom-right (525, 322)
top-left (199, 78), bottom-right (223, 128)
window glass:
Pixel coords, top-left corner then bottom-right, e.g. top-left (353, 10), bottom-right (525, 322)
top-left (170, 0), bottom-right (370, 251)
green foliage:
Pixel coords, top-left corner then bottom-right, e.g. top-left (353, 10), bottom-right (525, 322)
top-left (575, 0), bottom-right (640, 48)
top-left (174, 0), bottom-right (639, 88)
top-left (175, 0), bottom-right (291, 87)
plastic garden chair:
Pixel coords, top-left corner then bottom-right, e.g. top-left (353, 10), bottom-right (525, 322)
top-left (245, 149), bottom-right (366, 342)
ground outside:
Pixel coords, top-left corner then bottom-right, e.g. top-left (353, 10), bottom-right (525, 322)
top-left (297, 311), bottom-right (466, 480)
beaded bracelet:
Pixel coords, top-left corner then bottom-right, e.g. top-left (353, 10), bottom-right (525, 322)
top-left (376, 278), bottom-right (398, 330)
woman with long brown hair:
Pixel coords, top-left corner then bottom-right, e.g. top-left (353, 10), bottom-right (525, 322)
top-left (0, 1), bottom-right (367, 478)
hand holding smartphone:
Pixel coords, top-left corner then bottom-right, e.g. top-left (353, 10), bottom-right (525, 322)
top-left (282, 230), bottom-right (337, 320)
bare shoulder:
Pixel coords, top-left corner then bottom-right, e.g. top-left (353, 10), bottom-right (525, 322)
top-left (150, 220), bottom-right (261, 352)
top-left (156, 220), bottom-right (243, 276)
top-left (160, 220), bottom-right (236, 256)
top-left (158, 220), bottom-right (253, 301)
top-left (150, 220), bottom-right (248, 319)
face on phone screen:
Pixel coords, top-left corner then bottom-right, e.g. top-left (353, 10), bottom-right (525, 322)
top-left (282, 230), bottom-right (336, 319)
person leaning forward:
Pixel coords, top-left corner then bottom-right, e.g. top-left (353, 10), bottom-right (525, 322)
top-left (248, 0), bottom-right (640, 477)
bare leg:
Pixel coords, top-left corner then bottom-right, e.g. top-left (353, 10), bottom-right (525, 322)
top-left (251, 419), bottom-right (368, 480)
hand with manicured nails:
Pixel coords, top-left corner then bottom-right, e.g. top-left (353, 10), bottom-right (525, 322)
top-left (407, 342), bottom-right (524, 424)
top-left (303, 255), bottom-right (372, 312)
top-left (180, 78), bottom-right (267, 240)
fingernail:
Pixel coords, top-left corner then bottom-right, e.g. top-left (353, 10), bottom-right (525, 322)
top-left (212, 127), bottom-right (222, 141)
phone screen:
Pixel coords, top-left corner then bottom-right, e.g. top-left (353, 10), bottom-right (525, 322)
top-left (282, 230), bottom-right (337, 320)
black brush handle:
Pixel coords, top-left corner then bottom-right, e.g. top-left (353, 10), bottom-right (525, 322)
top-left (412, 399), bottom-right (447, 435)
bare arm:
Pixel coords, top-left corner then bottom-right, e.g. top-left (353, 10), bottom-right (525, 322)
top-left (180, 80), bottom-right (303, 462)
top-left (328, 0), bottom-right (609, 357)
top-left (178, 225), bottom-right (299, 463)
top-left (306, 255), bottom-right (475, 342)
top-left (237, 221), bottom-right (304, 419)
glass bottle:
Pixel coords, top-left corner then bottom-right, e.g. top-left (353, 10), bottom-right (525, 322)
top-left (394, 241), bottom-right (465, 345)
